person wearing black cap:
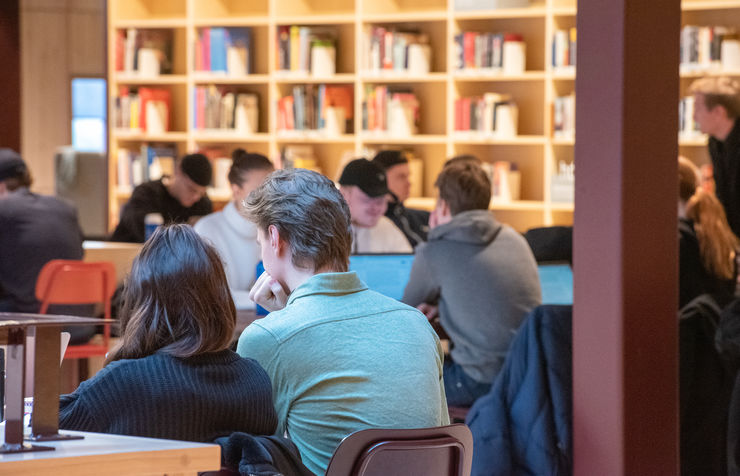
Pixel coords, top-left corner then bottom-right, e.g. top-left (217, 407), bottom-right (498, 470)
top-left (112, 153), bottom-right (213, 242)
top-left (372, 150), bottom-right (430, 248)
top-left (338, 158), bottom-right (412, 253)
top-left (0, 149), bottom-right (86, 318)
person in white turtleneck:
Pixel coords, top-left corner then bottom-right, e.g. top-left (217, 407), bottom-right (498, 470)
top-left (194, 149), bottom-right (273, 309)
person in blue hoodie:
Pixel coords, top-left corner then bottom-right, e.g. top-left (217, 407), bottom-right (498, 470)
top-left (403, 158), bottom-right (542, 407)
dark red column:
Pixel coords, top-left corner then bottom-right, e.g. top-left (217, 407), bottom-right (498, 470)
top-left (573, 0), bottom-right (680, 474)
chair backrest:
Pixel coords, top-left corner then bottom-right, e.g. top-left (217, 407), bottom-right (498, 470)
top-left (325, 424), bottom-right (473, 476)
top-left (35, 259), bottom-right (116, 323)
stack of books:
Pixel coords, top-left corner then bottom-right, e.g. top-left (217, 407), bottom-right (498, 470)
top-left (680, 25), bottom-right (733, 72)
top-left (193, 86), bottom-right (259, 134)
top-left (276, 26), bottom-right (337, 75)
top-left (277, 85), bottom-right (353, 134)
top-left (454, 31), bottom-right (524, 73)
top-left (115, 28), bottom-right (173, 76)
top-left (454, 93), bottom-right (518, 137)
top-left (679, 96), bottom-right (702, 139)
top-left (195, 27), bottom-right (253, 76)
top-left (553, 94), bottom-right (575, 140)
top-left (114, 87), bottom-right (171, 134)
top-left (117, 144), bottom-right (177, 189)
top-left (552, 28), bottom-right (577, 71)
top-left (362, 86), bottom-right (420, 136)
top-left (362, 27), bottom-right (431, 75)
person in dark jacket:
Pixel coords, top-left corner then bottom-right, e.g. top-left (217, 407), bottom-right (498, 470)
top-left (690, 76), bottom-right (740, 238)
top-left (60, 225), bottom-right (277, 442)
top-left (111, 153), bottom-right (213, 243)
top-left (678, 157), bottom-right (737, 308)
top-left (372, 150), bottom-right (430, 248)
top-left (465, 305), bottom-right (573, 476)
top-left (0, 149), bottom-right (95, 344)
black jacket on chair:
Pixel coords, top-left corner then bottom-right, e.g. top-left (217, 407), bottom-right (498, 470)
top-left (681, 293), bottom-right (736, 476)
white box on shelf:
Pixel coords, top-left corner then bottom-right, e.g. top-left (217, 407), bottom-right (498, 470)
top-left (324, 107), bottom-right (346, 136)
top-left (137, 48), bottom-right (161, 77)
top-left (407, 44), bottom-right (431, 75)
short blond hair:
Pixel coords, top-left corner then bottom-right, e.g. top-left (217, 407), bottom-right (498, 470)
top-left (689, 76), bottom-right (740, 118)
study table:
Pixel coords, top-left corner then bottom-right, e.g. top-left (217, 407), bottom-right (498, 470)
top-left (0, 426), bottom-right (221, 475)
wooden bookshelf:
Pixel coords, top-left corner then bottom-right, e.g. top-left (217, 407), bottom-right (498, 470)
top-left (107, 0), bottom-right (581, 232)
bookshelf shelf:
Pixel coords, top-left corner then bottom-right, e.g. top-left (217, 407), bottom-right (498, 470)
top-left (107, 0), bottom-right (584, 232)
top-left (360, 73), bottom-right (448, 83)
top-left (681, 0), bottom-right (740, 11)
top-left (453, 71), bottom-right (546, 81)
top-left (274, 74), bottom-right (356, 84)
top-left (191, 74), bottom-right (270, 84)
top-left (361, 134), bottom-right (448, 144)
top-left (453, 134), bottom-right (548, 145)
top-left (112, 130), bottom-right (189, 142)
top-left (680, 68), bottom-right (740, 78)
top-left (453, 7), bottom-right (548, 19)
top-left (275, 133), bottom-right (356, 143)
top-left (115, 74), bottom-right (187, 85)
top-left (362, 11), bottom-right (448, 22)
top-left (192, 132), bottom-right (271, 142)
top-left (192, 17), bottom-right (271, 27)
top-left (274, 15), bottom-right (357, 25)
top-left (112, 19), bottom-right (187, 28)
top-left (551, 137), bottom-right (575, 146)
top-left (679, 136), bottom-right (709, 146)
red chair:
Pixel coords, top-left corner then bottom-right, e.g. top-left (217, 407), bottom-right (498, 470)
top-left (35, 260), bottom-right (116, 362)
top-left (325, 424), bottom-right (473, 476)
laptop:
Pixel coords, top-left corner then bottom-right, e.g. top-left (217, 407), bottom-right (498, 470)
top-left (349, 254), bottom-right (416, 301)
top-left (537, 262), bottom-right (574, 305)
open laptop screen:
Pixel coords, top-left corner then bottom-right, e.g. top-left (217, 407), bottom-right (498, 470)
top-left (349, 254), bottom-right (415, 301)
top-left (537, 262), bottom-right (574, 305)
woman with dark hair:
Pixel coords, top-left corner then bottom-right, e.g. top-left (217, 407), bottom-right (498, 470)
top-left (59, 224), bottom-right (277, 442)
top-left (678, 156), bottom-right (739, 308)
top-left (194, 148), bottom-right (274, 309)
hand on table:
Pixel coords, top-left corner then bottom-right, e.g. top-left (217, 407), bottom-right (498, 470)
top-left (249, 271), bottom-right (289, 312)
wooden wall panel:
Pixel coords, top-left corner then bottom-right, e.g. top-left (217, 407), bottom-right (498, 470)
top-left (20, 0), bottom-right (104, 195)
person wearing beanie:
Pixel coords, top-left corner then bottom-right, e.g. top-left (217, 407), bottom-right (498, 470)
top-left (112, 153), bottom-right (213, 242)
top-left (0, 148), bottom-right (96, 342)
top-left (338, 158), bottom-right (412, 253)
top-left (194, 149), bottom-right (274, 309)
top-left (371, 150), bottom-right (430, 248)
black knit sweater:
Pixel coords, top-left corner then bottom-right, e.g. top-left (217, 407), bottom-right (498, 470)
top-left (59, 350), bottom-right (277, 442)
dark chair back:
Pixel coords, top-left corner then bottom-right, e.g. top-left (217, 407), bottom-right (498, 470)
top-left (325, 424), bottom-right (472, 476)
top-left (523, 226), bottom-right (573, 264)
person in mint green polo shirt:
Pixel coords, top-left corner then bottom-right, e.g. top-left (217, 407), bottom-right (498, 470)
top-left (236, 168), bottom-right (448, 475)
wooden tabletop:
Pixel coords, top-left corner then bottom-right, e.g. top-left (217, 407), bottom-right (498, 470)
top-left (0, 427), bottom-right (221, 476)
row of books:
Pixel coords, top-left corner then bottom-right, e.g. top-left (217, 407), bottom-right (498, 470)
top-left (362, 27), bottom-right (431, 75)
top-left (115, 28), bottom-right (173, 76)
top-left (551, 160), bottom-right (575, 204)
top-left (481, 161), bottom-right (521, 202)
top-left (454, 94), bottom-right (519, 137)
top-left (680, 25), bottom-right (729, 70)
top-left (453, 32), bottom-right (525, 73)
top-left (276, 26), bottom-right (337, 75)
top-left (552, 28), bottom-right (577, 69)
top-left (116, 144), bottom-right (176, 189)
top-left (195, 27), bottom-right (252, 76)
top-left (553, 94), bottom-right (575, 139)
top-left (114, 87), bottom-right (171, 133)
top-left (679, 95), bottom-right (701, 137)
top-left (362, 86), bottom-right (420, 136)
top-left (276, 85), bottom-right (354, 134)
top-left (193, 86), bottom-right (259, 133)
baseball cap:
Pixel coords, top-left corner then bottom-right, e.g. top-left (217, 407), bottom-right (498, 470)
top-left (180, 153), bottom-right (213, 187)
top-left (0, 148), bottom-right (27, 182)
top-left (372, 150), bottom-right (408, 170)
top-left (338, 158), bottom-right (390, 198)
